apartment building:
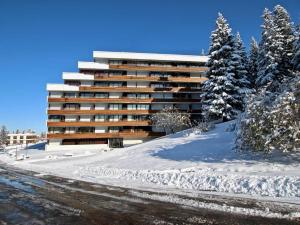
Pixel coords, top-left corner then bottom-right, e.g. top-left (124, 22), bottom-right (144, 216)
top-left (8, 133), bottom-right (38, 145)
top-left (46, 51), bottom-right (208, 150)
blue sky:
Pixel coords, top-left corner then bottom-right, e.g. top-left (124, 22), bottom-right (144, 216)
top-left (0, 0), bottom-right (299, 133)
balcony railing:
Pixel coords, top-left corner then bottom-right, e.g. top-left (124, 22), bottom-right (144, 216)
top-left (47, 109), bottom-right (202, 115)
top-left (47, 131), bottom-right (164, 139)
top-left (94, 74), bottom-right (207, 83)
top-left (47, 120), bottom-right (152, 127)
top-left (109, 64), bottom-right (208, 73)
top-left (81, 86), bottom-right (202, 93)
top-left (48, 97), bottom-right (201, 104)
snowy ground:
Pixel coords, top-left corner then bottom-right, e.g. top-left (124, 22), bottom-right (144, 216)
top-left (1, 121), bottom-right (299, 205)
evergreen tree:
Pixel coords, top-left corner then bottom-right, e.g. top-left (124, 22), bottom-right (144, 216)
top-left (0, 126), bottom-right (8, 146)
top-left (231, 32), bottom-right (251, 95)
top-left (256, 8), bottom-right (275, 88)
top-left (292, 26), bottom-right (300, 71)
top-left (256, 6), bottom-right (295, 90)
top-left (236, 75), bottom-right (300, 153)
top-left (235, 32), bottom-right (248, 65)
top-left (248, 37), bottom-right (259, 86)
top-left (201, 13), bottom-right (243, 121)
top-left (272, 5), bottom-right (295, 82)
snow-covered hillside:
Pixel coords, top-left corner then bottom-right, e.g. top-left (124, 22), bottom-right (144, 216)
top-left (1, 121), bottom-right (299, 202)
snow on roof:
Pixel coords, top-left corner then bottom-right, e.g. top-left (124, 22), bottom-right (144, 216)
top-left (8, 133), bottom-right (37, 136)
top-left (93, 51), bottom-right (208, 63)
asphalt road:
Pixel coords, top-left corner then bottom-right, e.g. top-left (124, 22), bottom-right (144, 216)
top-left (0, 164), bottom-right (299, 225)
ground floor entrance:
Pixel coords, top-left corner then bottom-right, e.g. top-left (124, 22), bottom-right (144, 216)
top-left (109, 138), bottom-right (123, 148)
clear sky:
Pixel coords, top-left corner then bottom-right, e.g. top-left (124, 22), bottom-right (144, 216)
top-left (0, 0), bottom-right (299, 133)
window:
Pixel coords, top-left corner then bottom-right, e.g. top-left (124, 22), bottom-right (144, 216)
top-left (151, 83), bottom-right (164, 88)
top-left (137, 104), bottom-right (149, 110)
top-left (109, 115), bottom-right (122, 121)
top-left (95, 115), bottom-right (106, 121)
top-left (65, 127), bottom-right (76, 134)
top-left (49, 115), bottom-right (64, 122)
top-left (109, 104), bottom-right (122, 110)
top-left (109, 60), bottom-right (122, 65)
top-left (127, 94), bottom-right (136, 99)
top-left (109, 71), bottom-right (123, 76)
top-left (94, 81), bottom-right (108, 87)
top-left (128, 115), bottom-right (147, 121)
top-left (64, 103), bottom-right (80, 110)
top-left (49, 91), bottom-right (62, 98)
top-left (109, 82), bottom-right (123, 87)
top-left (48, 127), bottom-right (65, 134)
top-left (109, 127), bottom-right (120, 133)
top-left (163, 93), bottom-right (173, 99)
top-left (137, 94), bottom-right (149, 99)
top-left (95, 93), bottom-right (108, 98)
top-left (77, 127), bottom-right (95, 133)
top-left (65, 80), bottom-right (81, 86)
top-left (64, 92), bottom-right (77, 98)
top-left (127, 104), bottom-right (136, 110)
top-left (79, 92), bottom-right (94, 98)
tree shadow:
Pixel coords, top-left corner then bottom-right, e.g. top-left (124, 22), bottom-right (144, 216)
top-left (150, 132), bottom-right (300, 165)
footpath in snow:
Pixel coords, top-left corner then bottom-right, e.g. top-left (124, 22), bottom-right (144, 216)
top-left (1, 121), bottom-right (299, 203)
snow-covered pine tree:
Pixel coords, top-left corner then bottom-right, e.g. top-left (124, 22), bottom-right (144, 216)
top-left (292, 25), bottom-right (300, 71)
top-left (248, 37), bottom-right (259, 87)
top-left (0, 126), bottom-right (8, 147)
top-left (237, 6), bottom-right (299, 154)
top-left (236, 75), bottom-right (300, 153)
top-left (201, 13), bottom-right (243, 121)
top-left (256, 8), bottom-right (276, 88)
top-left (235, 32), bottom-right (248, 65)
top-left (271, 5), bottom-right (295, 86)
top-left (231, 32), bottom-right (251, 95)
top-left (256, 5), bottom-right (295, 90)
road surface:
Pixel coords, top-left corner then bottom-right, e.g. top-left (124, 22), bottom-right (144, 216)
top-left (0, 164), bottom-right (299, 225)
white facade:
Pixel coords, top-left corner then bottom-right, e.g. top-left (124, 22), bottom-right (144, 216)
top-left (8, 133), bottom-right (38, 145)
top-left (46, 50), bottom-right (208, 151)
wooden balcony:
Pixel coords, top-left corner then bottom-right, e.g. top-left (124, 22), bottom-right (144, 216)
top-left (48, 97), bottom-right (201, 104)
top-left (47, 109), bottom-right (202, 115)
top-left (79, 86), bottom-right (203, 93)
top-left (109, 64), bottom-right (208, 73)
top-left (47, 120), bottom-right (151, 127)
top-left (48, 109), bottom-right (155, 115)
top-left (47, 131), bottom-right (164, 139)
top-left (94, 75), bottom-right (208, 83)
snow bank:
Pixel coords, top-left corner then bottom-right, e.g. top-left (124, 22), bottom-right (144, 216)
top-left (78, 166), bottom-right (299, 198)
